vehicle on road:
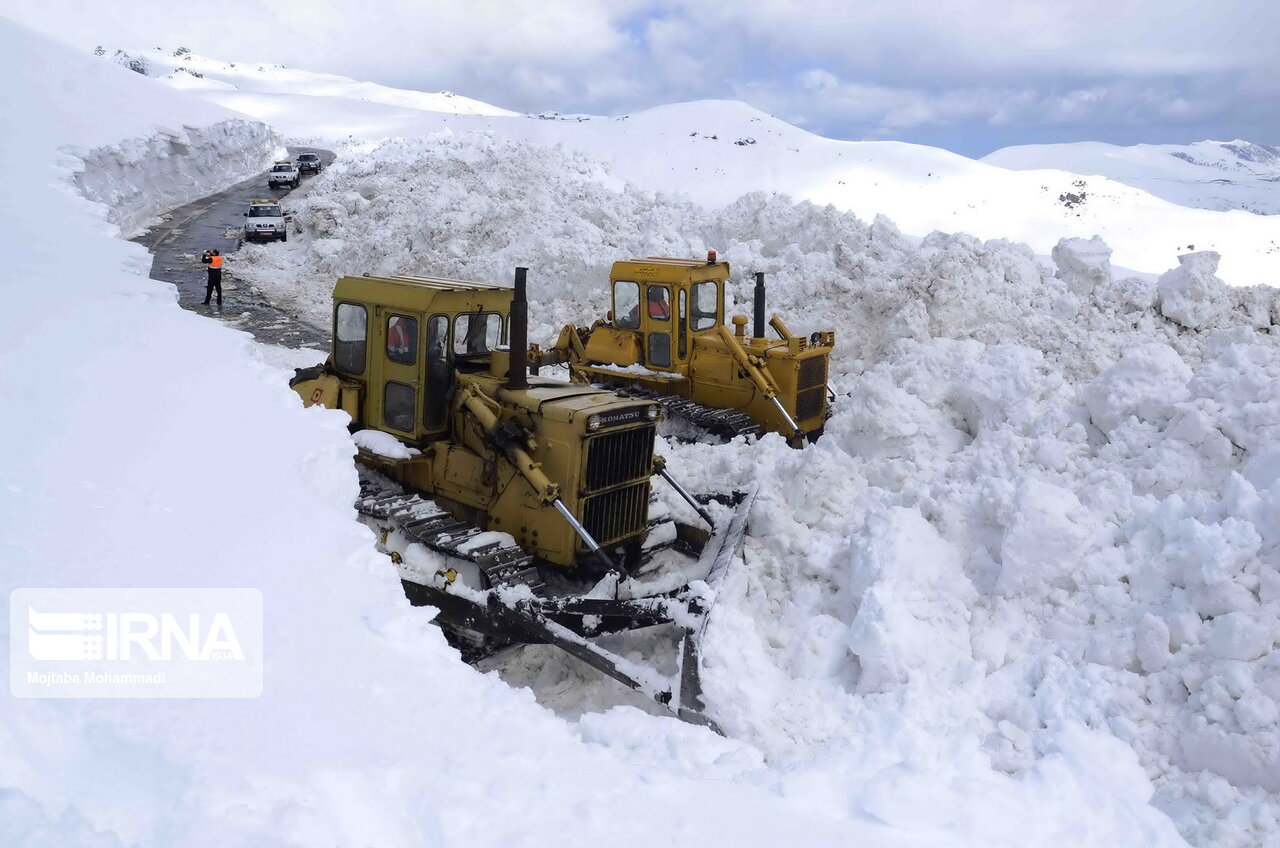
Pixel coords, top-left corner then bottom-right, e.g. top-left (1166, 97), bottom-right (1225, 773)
top-left (243, 199), bottom-right (287, 242)
top-left (268, 161), bottom-right (300, 189)
top-left (296, 152), bottom-right (323, 174)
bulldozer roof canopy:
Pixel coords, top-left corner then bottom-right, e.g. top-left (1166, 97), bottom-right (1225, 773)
top-left (610, 257), bottom-right (730, 285)
top-left (334, 274), bottom-right (513, 315)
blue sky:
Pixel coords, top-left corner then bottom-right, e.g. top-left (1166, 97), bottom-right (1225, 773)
top-left (9, 0), bottom-right (1279, 156)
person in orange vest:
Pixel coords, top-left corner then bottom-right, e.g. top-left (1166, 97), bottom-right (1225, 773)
top-left (201, 249), bottom-right (224, 306)
top-left (625, 286), bottom-right (672, 325)
top-left (387, 316), bottom-right (412, 359)
top-left (646, 285), bottom-right (671, 320)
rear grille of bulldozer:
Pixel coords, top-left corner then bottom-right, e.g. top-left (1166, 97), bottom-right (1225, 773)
top-left (582, 481), bottom-right (651, 546)
top-left (796, 355), bottom-right (829, 421)
top-left (584, 425), bottom-right (655, 492)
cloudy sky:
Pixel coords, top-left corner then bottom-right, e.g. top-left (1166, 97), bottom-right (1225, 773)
top-left (9, 0), bottom-right (1279, 155)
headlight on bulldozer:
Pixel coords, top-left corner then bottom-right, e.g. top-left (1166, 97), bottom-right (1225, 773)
top-left (587, 414), bottom-right (602, 431)
top-left (646, 406), bottom-right (660, 421)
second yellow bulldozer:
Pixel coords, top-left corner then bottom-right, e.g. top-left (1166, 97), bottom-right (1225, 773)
top-left (531, 253), bottom-right (835, 444)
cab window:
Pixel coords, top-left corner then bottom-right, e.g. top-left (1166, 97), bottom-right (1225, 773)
top-left (677, 289), bottom-right (688, 359)
top-left (646, 285), bottom-right (671, 321)
top-left (424, 315), bottom-right (450, 430)
top-left (454, 312), bottom-right (502, 355)
top-left (648, 332), bottom-right (671, 367)
top-left (384, 381), bottom-right (415, 432)
top-left (614, 281), bottom-right (640, 329)
top-left (691, 282), bottom-right (718, 330)
top-left (334, 303), bottom-right (367, 374)
top-left (386, 315), bottom-right (418, 364)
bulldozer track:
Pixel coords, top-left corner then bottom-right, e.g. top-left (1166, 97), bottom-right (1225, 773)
top-left (617, 387), bottom-right (761, 441)
top-left (356, 472), bottom-right (544, 593)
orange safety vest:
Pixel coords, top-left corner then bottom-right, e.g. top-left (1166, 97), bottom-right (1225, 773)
top-left (209, 255), bottom-right (224, 269)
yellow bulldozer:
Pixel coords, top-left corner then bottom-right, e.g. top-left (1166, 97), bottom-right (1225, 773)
top-left (289, 267), bottom-right (754, 728)
top-left (531, 253), bottom-right (835, 444)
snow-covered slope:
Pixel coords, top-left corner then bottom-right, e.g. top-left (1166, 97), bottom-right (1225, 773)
top-left (109, 47), bottom-right (1280, 289)
top-left (2, 20), bottom-right (1196, 848)
top-left (984, 140), bottom-right (1280, 215)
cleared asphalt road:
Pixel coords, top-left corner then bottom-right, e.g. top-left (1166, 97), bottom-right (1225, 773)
top-left (133, 146), bottom-right (333, 348)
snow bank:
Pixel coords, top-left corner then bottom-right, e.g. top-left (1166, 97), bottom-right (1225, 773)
top-left (234, 134), bottom-right (1280, 846)
top-left (73, 118), bottom-right (282, 236)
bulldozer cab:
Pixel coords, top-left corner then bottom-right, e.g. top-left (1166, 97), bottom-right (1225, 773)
top-left (331, 274), bottom-right (511, 441)
top-left (609, 256), bottom-right (726, 372)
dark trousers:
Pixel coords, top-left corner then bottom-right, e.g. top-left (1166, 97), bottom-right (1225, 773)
top-left (203, 269), bottom-right (223, 305)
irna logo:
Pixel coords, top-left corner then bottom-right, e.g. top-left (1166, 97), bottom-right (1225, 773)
top-left (27, 608), bottom-right (245, 662)
top-left (11, 588), bottom-right (263, 699)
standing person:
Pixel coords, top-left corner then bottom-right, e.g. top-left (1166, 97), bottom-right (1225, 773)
top-left (202, 249), bottom-right (224, 306)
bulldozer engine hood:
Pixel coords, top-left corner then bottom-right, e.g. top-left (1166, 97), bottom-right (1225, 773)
top-left (494, 378), bottom-right (655, 428)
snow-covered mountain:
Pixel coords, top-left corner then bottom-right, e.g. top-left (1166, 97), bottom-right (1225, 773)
top-left (984, 139), bottom-right (1280, 215)
top-left (106, 47), bottom-right (1280, 289)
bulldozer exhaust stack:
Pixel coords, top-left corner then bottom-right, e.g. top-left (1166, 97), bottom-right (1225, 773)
top-left (508, 267), bottom-right (530, 390)
top-left (753, 272), bottom-right (766, 340)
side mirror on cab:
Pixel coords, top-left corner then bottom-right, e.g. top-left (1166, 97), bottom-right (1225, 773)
top-left (243, 212), bottom-right (248, 217)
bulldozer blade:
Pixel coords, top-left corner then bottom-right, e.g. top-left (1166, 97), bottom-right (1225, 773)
top-left (389, 483), bottom-right (758, 731)
top-left (673, 483), bottom-right (757, 729)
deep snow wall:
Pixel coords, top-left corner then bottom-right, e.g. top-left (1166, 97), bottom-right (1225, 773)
top-left (71, 118), bottom-right (283, 236)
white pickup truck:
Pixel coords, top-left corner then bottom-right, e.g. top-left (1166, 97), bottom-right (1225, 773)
top-left (267, 161), bottom-right (300, 189)
top-left (243, 199), bottom-right (287, 242)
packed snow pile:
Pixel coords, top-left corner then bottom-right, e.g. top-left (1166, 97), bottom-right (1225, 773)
top-left (235, 135), bottom-right (1279, 846)
top-left (1, 18), bottom-right (1201, 848)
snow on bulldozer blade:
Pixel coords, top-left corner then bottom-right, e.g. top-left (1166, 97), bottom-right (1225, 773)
top-left (361, 470), bottom-right (757, 732)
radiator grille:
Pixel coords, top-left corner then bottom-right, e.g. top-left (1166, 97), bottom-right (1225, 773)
top-left (795, 355), bottom-right (829, 422)
top-left (584, 424), bottom-right (654, 492)
top-left (798, 355), bottom-right (828, 391)
top-left (582, 481), bottom-right (651, 547)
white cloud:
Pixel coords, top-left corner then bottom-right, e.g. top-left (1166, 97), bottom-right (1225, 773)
top-left (6, 0), bottom-right (1278, 152)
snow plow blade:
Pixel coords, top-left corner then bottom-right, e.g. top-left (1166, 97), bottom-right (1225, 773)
top-left (391, 485), bottom-right (757, 732)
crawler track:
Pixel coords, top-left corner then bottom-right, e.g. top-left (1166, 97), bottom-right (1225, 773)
top-left (616, 387), bottom-right (762, 441)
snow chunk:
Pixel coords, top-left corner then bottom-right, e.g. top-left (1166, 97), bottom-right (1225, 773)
top-left (1053, 236), bottom-right (1113, 294)
top-left (996, 478), bottom-right (1093, 596)
top-left (845, 507), bottom-right (977, 692)
top-left (352, 428), bottom-right (420, 460)
top-left (1135, 614), bottom-right (1172, 673)
top-left (1243, 446), bottom-right (1280, 492)
top-left (1206, 612), bottom-right (1273, 661)
top-left (1083, 343), bottom-right (1191, 434)
top-left (1157, 251), bottom-right (1226, 329)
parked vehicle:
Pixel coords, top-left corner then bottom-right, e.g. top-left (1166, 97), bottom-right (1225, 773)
top-left (243, 199), bottom-right (287, 242)
top-left (268, 161), bottom-right (300, 189)
top-left (296, 152), bottom-right (323, 174)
